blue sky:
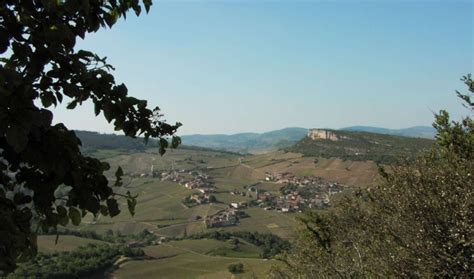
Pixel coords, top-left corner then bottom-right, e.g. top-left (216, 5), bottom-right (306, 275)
top-left (55, 0), bottom-right (473, 135)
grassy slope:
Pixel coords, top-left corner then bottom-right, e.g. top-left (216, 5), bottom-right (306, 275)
top-left (113, 239), bottom-right (276, 279)
top-left (243, 151), bottom-right (381, 187)
top-left (37, 235), bottom-right (108, 254)
top-left (113, 253), bottom-right (276, 279)
top-left (38, 231), bottom-right (273, 278)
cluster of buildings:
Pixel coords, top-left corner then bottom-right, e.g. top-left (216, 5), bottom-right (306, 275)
top-left (229, 190), bottom-right (247, 197)
top-left (184, 173), bottom-right (212, 189)
top-left (187, 192), bottom-right (212, 205)
top-left (160, 170), bottom-right (186, 183)
top-left (265, 172), bottom-right (325, 185)
top-left (159, 170), bottom-right (214, 192)
top-left (230, 201), bottom-right (248, 209)
top-left (205, 208), bottom-right (239, 228)
top-left (258, 173), bottom-right (346, 212)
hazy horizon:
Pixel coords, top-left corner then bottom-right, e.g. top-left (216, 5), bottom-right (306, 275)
top-left (53, 0), bottom-right (473, 135)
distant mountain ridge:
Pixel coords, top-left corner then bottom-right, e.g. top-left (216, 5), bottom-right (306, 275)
top-left (75, 125), bottom-right (436, 156)
top-left (180, 126), bottom-right (435, 153)
top-left (341, 126), bottom-right (435, 139)
top-left (180, 127), bottom-right (308, 153)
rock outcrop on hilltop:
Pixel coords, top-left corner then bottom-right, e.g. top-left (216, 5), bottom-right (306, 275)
top-left (307, 129), bottom-right (347, 141)
top-left (288, 129), bottom-right (434, 164)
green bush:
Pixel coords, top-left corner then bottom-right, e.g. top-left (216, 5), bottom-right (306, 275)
top-left (228, 263), bottom-right (244, 274)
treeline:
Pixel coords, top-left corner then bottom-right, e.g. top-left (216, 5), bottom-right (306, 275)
top-left (75, 130), bottom-right (154, 153)
top-left (184, 231), bottom-right (291, 258)
top-left (177, 145), bottom-right (246, 156)
top-left (8, 244), bottom-right (144, 279)
top-left (43, 228), bottom-right (157, 246)
top-left (75, 130), bottom-right (245, 156)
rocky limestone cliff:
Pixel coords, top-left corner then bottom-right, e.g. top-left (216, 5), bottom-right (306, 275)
top-left (308, 129), bottom-right (346, 141)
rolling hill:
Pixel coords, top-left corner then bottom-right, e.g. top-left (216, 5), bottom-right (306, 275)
top-left (286, 129), bottom-right (434, 164)
top-left (75, 130), bottom-right (153, 152)
top-left (180, 126), bottom-right (435, 153)
top-left (180, 127), bottom-right (308, 153)
top-left (341, 125), bottom-right (435, 139)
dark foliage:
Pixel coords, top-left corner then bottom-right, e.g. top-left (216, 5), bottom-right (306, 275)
top-left (0, 0), bottom-right (181, 274)
top-left (186, 231), bottom-right (291, 259)
top-left (228, 263), bottom-right (244, 274)
top-left (8, 244), bottom-right (144, 279)
top-left (76, 130), bottom-right (154, 153)
top-left (75, 130), bottom-right (245, 156)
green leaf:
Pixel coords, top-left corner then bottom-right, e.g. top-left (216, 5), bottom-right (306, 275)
top-left (55, 91), bottom-right (63, 103)
top-left (105, 9), bottom-right (120, 28)
top-left (40, 93), bottom-right (56, 108)
top-left (171, 136), bottom-right (181, 148)
top-left (66, 100), bottom-right (77, 109)
top-left (68, 207), bottom-right (81, 226)
top-left (115, 166), bottom-right (123, 186)
top-left (127, 197), bottom-right (137, 216)
top-left (133, 4), bottom-right (141, 16)
top-left (100, 204), bottom-right (109, 216)
top-left (94, 102), bottom-right (101, 116)
top-left (159, 138), bottom-right (168, 155)
top-left (143, 0), bottom-right (152, 13)
top-left (57, 206), bottom-right (69, 226)
top-left (107, 198), bottom-right (120, 217)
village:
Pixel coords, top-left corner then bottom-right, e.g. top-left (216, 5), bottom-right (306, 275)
top-left (255, 172), bottom-right (347, 213)
top-left (199, 172), bottom-right (346, 228)
top-left (134, 166), bottom-right (347, 228)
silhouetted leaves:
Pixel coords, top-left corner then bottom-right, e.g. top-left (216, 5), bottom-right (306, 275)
top-left (0, 0), bottom-right (180, 274)
top-left (106, 198), bottom-right (120, 217)
top-left (127, 197), bottom-right (137, 216)
top-left (115, 166), bottom-right (124, 186)
top-left (68, 207), bottom-right (82, 226)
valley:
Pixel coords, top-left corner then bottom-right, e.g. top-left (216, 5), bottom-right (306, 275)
top-left (32, 141), bottom-right (382, 278)
top-left (27, 129), bottom-right (431, 278)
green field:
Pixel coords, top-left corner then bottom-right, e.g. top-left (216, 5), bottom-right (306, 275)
top-left (74, 147), bottom-right (381, 238)
top-left (113, 250), bottom-right (276, 279)
top-left (49, 146), bottom-right (383, 277)
top-left (37, 235), bottom-right (108, 254)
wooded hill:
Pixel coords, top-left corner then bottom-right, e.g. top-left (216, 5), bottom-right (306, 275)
top-left (285, 130), bottom-right (434, 164)
top-left (75, 130), bottom-right (243, 156)
top-left (75, 130), bottom-right (152, 152)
